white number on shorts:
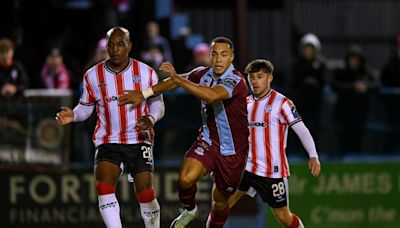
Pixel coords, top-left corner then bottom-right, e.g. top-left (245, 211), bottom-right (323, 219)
top-left (272, 182), bottom-right (286, 197)
top-left (141, 145), bottom-right (153, 163)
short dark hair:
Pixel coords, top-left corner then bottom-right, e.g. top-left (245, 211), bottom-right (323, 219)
top-left (245, 59), bottom-right (274, 75)
top-left (210, 37), bottom-right (234, 51)
top-left (106, 27), bottom-right (131, 42)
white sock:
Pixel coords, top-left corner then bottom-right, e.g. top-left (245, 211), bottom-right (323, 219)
top-left (206, 214), bottom-right (211, 228)
top-left (98, 193), bottom-right (122, 228)
top-left (140, 199), bottom-right (160, 228)
top-left (298, 218), bottom-right (305, 228)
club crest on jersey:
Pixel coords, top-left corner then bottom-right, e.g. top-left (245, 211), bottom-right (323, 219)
top-left (223, 78), bottom-right (238, 89)
top-left (132, 75), bottom-right (141, 83)
top-left (194, 147), bottom-right (204, 156)
top-left (264, 104), bottom-right (272, 113)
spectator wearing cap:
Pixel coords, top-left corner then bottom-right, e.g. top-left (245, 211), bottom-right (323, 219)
top-left (185, 43), bottom-right (211, 71)
top-left (0, 38), bottom-right (29, 98)
top-left (290, 33), bottom-right (327, 148)
top-left (40, 48), bottom-right (71, 89)
top-left (84, 38), bottom-right (109, 71)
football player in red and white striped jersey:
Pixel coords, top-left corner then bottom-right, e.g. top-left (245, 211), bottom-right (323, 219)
top-left (56, 27), bottom-right (163, 228)
top-left (120, 37), bottom-right (249, 228)
top-left (228, 59), bottom-right (321, 228)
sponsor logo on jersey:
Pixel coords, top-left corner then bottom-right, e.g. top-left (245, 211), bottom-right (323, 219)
top-left (264, 104), bottom-right (272, 113)
top-left (248, 121), bottom-right (267, 128)
top-left (105, 95), bottom-right (119, 103)
top-left (132, 75), bottom-right (141, 83)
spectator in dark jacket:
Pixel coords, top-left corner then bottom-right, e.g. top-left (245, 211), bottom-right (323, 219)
top-left (291, 33), bottom-right (327, 144)
top-left (331, 44), bottom-right (380, 154)
top-left (0, 38), bottom-right (28, 98)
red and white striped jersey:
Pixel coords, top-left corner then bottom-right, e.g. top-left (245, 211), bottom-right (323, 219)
top-left (80, 59), bottom-right (158, 147)
top-left (246, 89), bottom-right (302, 178)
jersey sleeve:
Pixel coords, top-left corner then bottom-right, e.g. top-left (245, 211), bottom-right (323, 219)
top-left (280, 99), bottom-right (302, 125)
top-left (187, 66), bottom-right (207, 83)
top-left (150, 68), bottom-right (159, 86)
top-left (79, 74), bottom-right (96, 105)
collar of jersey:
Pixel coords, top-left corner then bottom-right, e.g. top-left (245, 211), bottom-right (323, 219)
top-left (104, 58), bottom-right (132, 75)
top-left (207, 64), bottom-right (235, 79)
top-left (253, 89), bottom-right (273, 102)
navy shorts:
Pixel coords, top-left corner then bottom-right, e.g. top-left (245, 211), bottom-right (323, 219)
top-left (238, 170), bottom-right (289, 208)
top-left (95, 143), bottom-right (154, 176)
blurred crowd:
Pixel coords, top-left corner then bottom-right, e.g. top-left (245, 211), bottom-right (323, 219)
top-left (1, 1), bottom-right (399, 163)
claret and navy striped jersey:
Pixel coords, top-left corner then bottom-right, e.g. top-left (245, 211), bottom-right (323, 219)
top-left (187, 64), bottom-right (249, 157)
top-left (246, 89), bottom-right (302, 178)
top-left (80, 59), bottom-right (158, 147)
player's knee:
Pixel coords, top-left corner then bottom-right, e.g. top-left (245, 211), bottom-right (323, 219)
top-left (213, 199), bottom-right (229, 213)
top-left (178, 175), bottom-right (195, 189)
top-left (96, 182), bottom-right (115, 195)
top-left (136, 188), bottom-right (156, 203)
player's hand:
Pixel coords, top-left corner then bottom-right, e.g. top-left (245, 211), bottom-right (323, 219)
top-left (136, 116), bottom-right (154, 130)
top-left (55, 106), bottom-right (74, 125)
top-left (355, 80), bottom-right (368, 93)
top-left (159, 62), bottom-right (179, 83)
top-left (118, 90), bottom-right (144, 111)
top-left (308, 157), bottom-right (321, 177)
top-left (1, 83), bottom-right (17, 97)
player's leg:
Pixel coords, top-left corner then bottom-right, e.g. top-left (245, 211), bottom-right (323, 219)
top-left (134, 171), bottom-right (160, 228)
top-left (268, 177), bottom-right (304, 228)
top-left (206, 186), bottom-right (231, 228)
top-left (170, 157), bottom-right (208, 228)
top-left (170, 141), bottom-right (211, 228)
top-left (206, 151), bottom-right (247, 228)
top-left (95, 145), bottom-right (123, 228)
top-left (212, 183), bottom-right (247, 208)
top-left (228, 170), bottom-right (256, 208)
top-left (272, 207), bottom-right (304, 228)
top-left (130, 143), bottom-right (160, 228)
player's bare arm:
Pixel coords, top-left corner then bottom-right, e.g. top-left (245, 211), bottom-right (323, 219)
top-left (118, 62), bottom-right (179, 107)
top-left (160, 62), bottom-right (230, 103)
top-left (55, 106), bottom-right (73, 125)
top-left (174, 75), bottom-right (230, 103)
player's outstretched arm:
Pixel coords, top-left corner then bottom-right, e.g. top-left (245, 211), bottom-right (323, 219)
top-left (118, 62), bottom-right (179, 108)
top-left (55, 104), bottom-right (94, 125)
top-left (291, 121), bottom-right (321, 177)
top-left (172, 75), bottom-right (230, 103)
top-left (160, 61), bottom-right (230, 103)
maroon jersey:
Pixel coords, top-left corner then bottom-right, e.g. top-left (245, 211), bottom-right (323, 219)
top-left (187, 64), bottom-right (249, 156)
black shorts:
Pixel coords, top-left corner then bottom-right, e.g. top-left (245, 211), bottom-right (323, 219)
top-left (95, 143), bottom-right (154, 176)
top-left (238, 170), bottom-right (289, 208)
